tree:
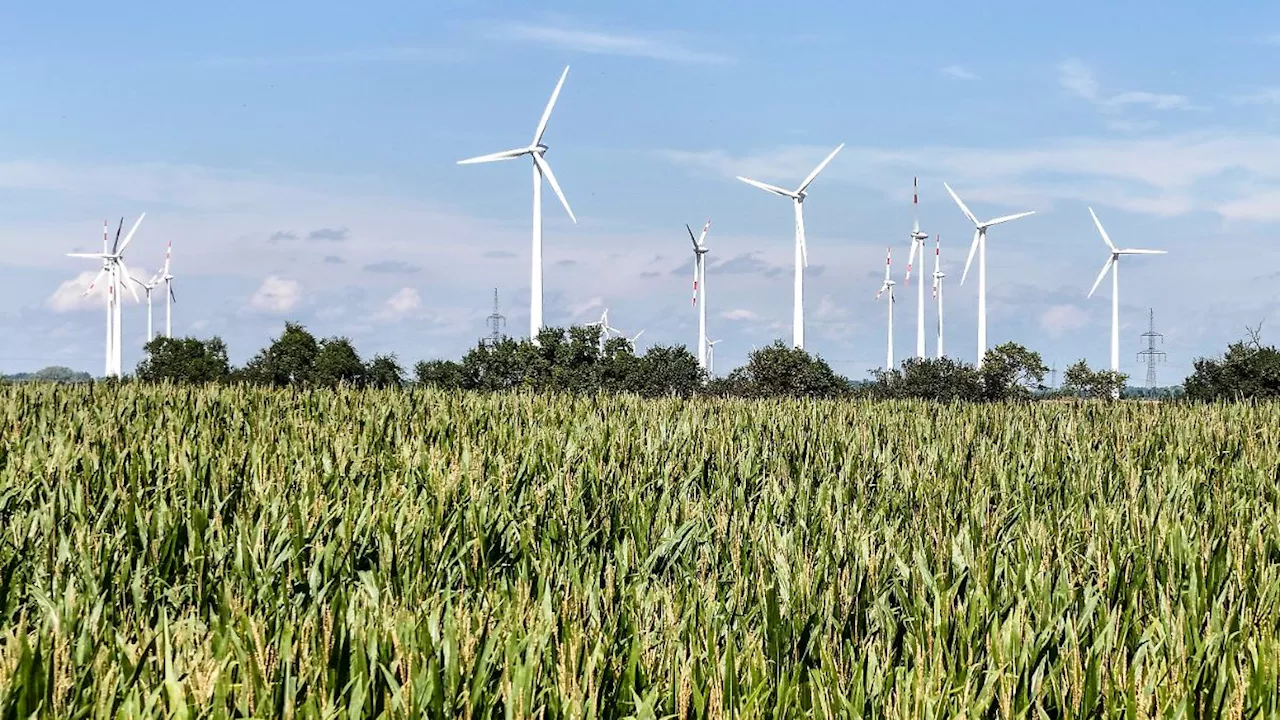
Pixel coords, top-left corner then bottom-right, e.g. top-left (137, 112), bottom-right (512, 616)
top-left (630, 345), bottom-right (706, 397)
top-left (1184, 333), bottom-right (1280, 401)
top-left (415, 359), bottom-right (467, 390)
top-left (3, 366), bottom-right (93, 383)
top-left (1062, 359), bottom-right (1128, 400)
top-left (873, 356), bottom-right (983, 401)
top-left (720, 341), bottom-right (849, 398)
top-left (237, 322), bottom-right (319, 386)
top-left (312, 336), bottom-right (365, 387)
top-left (135, 336), bottom-right (231, 384)
top-left (979, 342), bottom-right (1048, 402)
top-left (366, 354), bottom-right (405, 388)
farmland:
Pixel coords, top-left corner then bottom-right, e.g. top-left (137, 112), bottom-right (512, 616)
top-left (2, 384), bottom-right (1279, 717)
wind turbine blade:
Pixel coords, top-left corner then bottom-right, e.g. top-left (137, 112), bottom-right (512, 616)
top-left (457, 147), bottom-right (532, 165)
top-left (687, 223), bottom-right (699, 250)
top-left (905, 240), bottom-right (919, 284)
top-left (981, 210), bottom-right (1035, 228)
top-left (1088, 207), bottom-right (1116, 251)
top-left (117, 213), bottom-right (146, 254)
top-left (82, 268), bottom-right (109, 296)
top-left (960, 229), bottom-right (980, 285)
top-left (111, 218), bottom-right (123, 254)
top-left (163, 239), bottom-right (172, 273)
top-left (1087, 257), bottom-right (1113, 298)
top-left (883, 247), bottom-right (892, 283)
top-left (532, 65), bottom-right (570, 146)
top-left (533, 154), bottom-right (576, 223)
top-left (169, 284), bottom-right (176, 303)
top-left (796, 143), bottom-right (844, 194)
top-left (1117, 248), bottom-right (1167, 255)
top-left (943, 183), bottom-right (979, 226)
top-left (698, 219), bottom-right (711, 245)
top-left (736, 176), bottom-right (798, 199)
top-left (116, 261), bottom-right (141, 302)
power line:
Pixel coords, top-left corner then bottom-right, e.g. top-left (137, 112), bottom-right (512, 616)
top-left (1137, 308), bottom-right (1166, 389)
top-left (482, 288), bottom-right (506, 348)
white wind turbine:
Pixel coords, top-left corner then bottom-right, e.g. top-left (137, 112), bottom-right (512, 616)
top-left (1086, 206), bottom-right (1166, 378)
top-left (68, 214), bottom-right (145, 378)
top-left (687, 220), bottom-right (712, 370)
top-left (458, 66), bottom-right (576, 342)
top-left (736, 143), bottom-right (844, 349)
top-left (586, 307), bottom-right (617, 350)
top-left (707, 338), bottom-right (722, 375)
top-left (624, 329), bottom-right (645, 353)
top-left (943, 183), bottom-right (1035, 368)
top-left (905, 177), bottom-right (929, 358)
top-left (130, 272), bottom-right (161, 343)
top-left (932, 235), bottom-right (946, 358)
top-left (875, 247), bottom-right (896, 370)
top-left (158, 239), bottom-right (175, 337)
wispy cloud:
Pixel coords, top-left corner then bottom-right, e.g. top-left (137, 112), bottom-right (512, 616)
top-left (942, 65), bottom-right (978, 81)
top-left (1230, 87), bottom-right (1280, 105)
top-left (493, 24), bottom-right (732, 65)
top-left (1057, 59), bottom-right (1194, 112)
top-left (307, 227), bottom-right (349, 242)
top-left (204, 47), bottom-right (454, 68)
top-left (363, 260), bottom-right (422, 274)
top-left (249, 275), bottom-right (302, 313)
top-left (1040, 304), bottom-right (1090, 337)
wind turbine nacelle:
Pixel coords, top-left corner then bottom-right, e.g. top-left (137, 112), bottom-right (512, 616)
top-left (912, 232), bottom-right (929, 241)
top-left (534, 144), bottom-right (549, 154)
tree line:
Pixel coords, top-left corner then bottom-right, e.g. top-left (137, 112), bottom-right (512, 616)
top-left (29, 320), bottom-right (1279, 401)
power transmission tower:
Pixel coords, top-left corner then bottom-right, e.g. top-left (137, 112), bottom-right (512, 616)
top-left (483, 288), bottom-right (506, 347)
top-left (1048, 363), bottom-right (1058, 389)
top-left (1136, 308), bottom-right (1165, 390)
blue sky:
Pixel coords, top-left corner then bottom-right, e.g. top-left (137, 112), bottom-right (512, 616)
top-left (3, 0), bottom-right (1280, 382)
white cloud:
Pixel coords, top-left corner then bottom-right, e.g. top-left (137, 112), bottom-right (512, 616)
top-left (722, 308), bottom-right (760, 321)
top-left (249, 275), bottom-right (302, 313)
top-left (1039, 304), bottom-right (1090, 337)
top-left (941, 65), bottom-right (978, 81)
top-left (374, 287), bottom-right (423, 322)
top-left (493, 24), bottom-right (732, 65)
top-left (1230, 87), bottom-right (1280, 106)
top-left (1057, 59), bottom-right (1193, 113)
top-left (48, 271), bottom-right (107, 313)
top-left (566, 295), bottom-right (605, 319)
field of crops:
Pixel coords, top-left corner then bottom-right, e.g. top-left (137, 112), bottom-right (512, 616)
top-left (2, 385), bottom-right (1279, 718)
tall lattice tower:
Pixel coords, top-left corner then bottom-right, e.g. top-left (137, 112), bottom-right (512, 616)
top-left (1136, 308), bottom-right (1165, 389)
top-left (483, 288), bottom-right (506, 347)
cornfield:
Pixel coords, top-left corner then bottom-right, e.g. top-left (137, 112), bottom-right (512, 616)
top-left (2, 384), bottom-right (1279, 718)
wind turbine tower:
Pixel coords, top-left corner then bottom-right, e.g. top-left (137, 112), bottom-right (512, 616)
top-left (736, 143), bottom-right (844, 350)
top-left (876, 247), bottom-right (896, 370)
top-left (457, 66), bottom-right (577, 342)
top-left (1137, 308), bottom-right (1165, 390)
top-left (905, 177), bottom-right (929, 358)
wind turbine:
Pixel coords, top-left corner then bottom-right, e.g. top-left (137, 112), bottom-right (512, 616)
top-left (688, 220), bottom-right (712, 370)
top-left (586, 307), bottom-right (617, 350)
top-left (1086, 207), bottom-right (1166, 381)
top-left (130, 272), bottom-right (161, 343)
top-left (932, 235), bottom-right (946, 358)
top-left (624, 329), bottom-right (645, 353)
top-left (943, 183), bottom-right (1035, 368)
top-left (68, 214), bottom-right (145, 377)
top-left (458, 66), bottom-right (576, 342)
top-left (736, 143), bottom-right (844, 350)
top-left (707, 338), bottom-right (722, 375)
top-left (905, 177), bottom-right (929, 358)
top-left (875, 247), bottom-right (896, 370)
top-left (158, 239), bottom-right (175, 337)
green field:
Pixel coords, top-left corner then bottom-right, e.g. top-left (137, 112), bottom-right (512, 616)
top-left (2, 385), bottom-right (1279, 718)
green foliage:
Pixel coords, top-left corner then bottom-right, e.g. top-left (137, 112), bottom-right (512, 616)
top-left (979, 342), bottom-right (1048, 401)
top-left (872, 356), bottom-right (983, 401)
top-left (365, 354), bottom-right (405, 389)
top-left (1063, 359), bottom-right (1130, 400)
top-left (238, 321), bottom-right (320, 387)
top-left (414, 359), bottom-right (467, 390)
top-left (1185, 334), bottom-right (1280, 401)
top-left (312, 336), bottom-right (366, 388)
top-left (2, 386), bottom-right (1279, 716)
top-left (1, 366), bottom-right (93, 383)
top-left (716, 341), bottom-right (847, 398)
top-left (134, 336), bottom-right (231, 384)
